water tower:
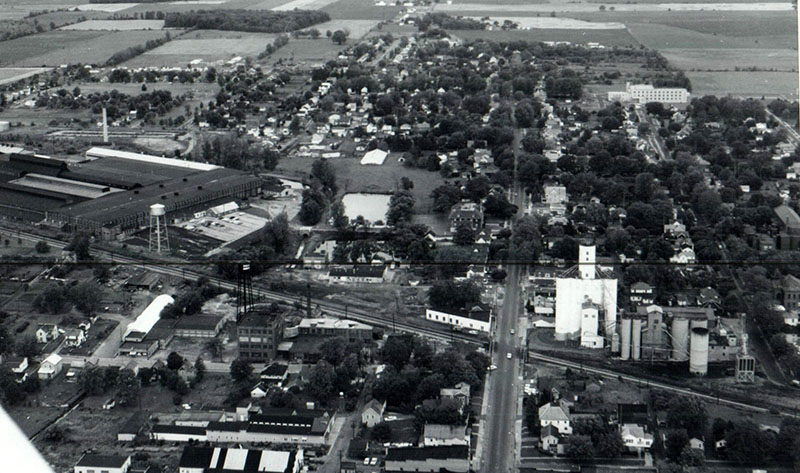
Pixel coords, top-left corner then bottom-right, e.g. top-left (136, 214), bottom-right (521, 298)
top-left (148, 204), bottom-right (169, 253)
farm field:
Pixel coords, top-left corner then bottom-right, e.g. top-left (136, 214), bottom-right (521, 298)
top-left (685, 71), bottom-right (797, 99)
top-left (0, 67), bottom-right (51, 85)
top-left (263, 37), bottom-right (347, 67)
top-left (126, 29), bottom-right (275, 67)
top-left (272, 0), bottom-right (339, 11)
top-left (473, 17), bottom-right (625, 29)
top-left (321, 0), bottom-right (400, 20)
top-left (61, 19), bottom-right (165, 30)
top-left (73, 2), bottom-right (138, 12)
top-left (0, 29), bottom-right (174, 67)
top-left (453, 27), bottom-right (640, 48)
top-left (310, 19), bottom-right (379, 39)
top-left (434, 2), bottom-right (793, 13)
top-left (661, 49), bottom-right (797, 72)
top-left (0, 1), bottom-right (84, 21)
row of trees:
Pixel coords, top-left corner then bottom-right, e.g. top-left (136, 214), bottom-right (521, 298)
top-left (164, 10), bottom-right (330, 33)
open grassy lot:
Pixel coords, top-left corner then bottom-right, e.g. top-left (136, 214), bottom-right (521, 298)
top-left (310, 19), bottom-right (379, 39)
top-left (61, 19), bottom-right (165, 30)
top-left (626, 21), bottom-right (792, 50)
top-left (273, 0), bottom-right (339, 11)
top-left (0, 29), bottom-right (174, 67)
top-left (685, 71), bottom-right (797, 99)
top-left (126, 29), bottom-right (274, 66)
top-left (453, 27), bottom-right (640, 48)
top-left (276, 154), bottom-right (446, 212)
top-left (321, 0), bottom-right (400, 20)
top-left (262, 37), bottom-right (347, 67)
top-left (436, 2), bottom-right (793, 13)
top-left (662, 49), bottom-right (797, 72)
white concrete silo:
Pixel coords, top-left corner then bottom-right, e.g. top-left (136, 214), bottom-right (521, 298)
top-left (631, 318), bottom-right (643, 361)
top-left (690, 327), bottom-right (709, 376)
top-left (671, 318), bottom-right (690, 362)
top-left (620, 316), bottom-right (632, 360)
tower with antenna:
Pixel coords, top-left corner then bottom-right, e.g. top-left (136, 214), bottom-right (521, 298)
top-left (148, 203), bottom-right (169, 253)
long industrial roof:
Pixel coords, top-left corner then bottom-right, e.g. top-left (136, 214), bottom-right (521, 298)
top-left (86, 147), bottom-right (221, 172)
top-left (51, 168), bottom-right (259, 224)
top-left (124, 294), bottom-right (174, 339)
top-left (10, 173), bottom-right (123, 200)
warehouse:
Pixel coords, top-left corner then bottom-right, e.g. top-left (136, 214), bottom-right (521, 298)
top-left (46, 168), bottom-right (262, 237)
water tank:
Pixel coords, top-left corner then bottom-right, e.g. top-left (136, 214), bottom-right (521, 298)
top-left (150, 203), bottom-right (166, 216)
top-left (671, 318), bottom-right (690, 361)
top-left (690, 327), bottom-right (709, 376)
top-left (631, 318), bottom-right (643, 361)
top-left (620, 317), bottom-right (632, 360)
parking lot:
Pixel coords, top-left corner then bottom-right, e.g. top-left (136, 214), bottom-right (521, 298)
top-left (176, 211), bottom-right (268, 243)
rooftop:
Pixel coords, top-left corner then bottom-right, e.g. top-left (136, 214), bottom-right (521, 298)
top-left (178, 446), bottom-right (296, 473)
top-left (328, 265), bottom-right (386, 278)
top-left (385, 445), bottom-right (469, 462)
top-left (423, 423), bottom-right (467, 441)
top-left (174, 314), bottom-right (224, 331)
top-left (75, 454), bottom-right (130, 468)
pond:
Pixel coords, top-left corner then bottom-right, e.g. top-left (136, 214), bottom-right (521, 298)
top-left (341, 193), bottom-right (392, 224)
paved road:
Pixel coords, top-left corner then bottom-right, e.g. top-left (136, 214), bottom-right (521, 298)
top-left (765, 108), bottom-right (800, 146)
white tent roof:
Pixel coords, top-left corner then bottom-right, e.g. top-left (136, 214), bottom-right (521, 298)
top-left (124, 294), bottom-right (174, 338)
top-left (360, 149), bottom-right (388, 165)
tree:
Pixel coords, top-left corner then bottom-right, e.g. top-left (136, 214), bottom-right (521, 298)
top-left (69, 281), bottom-right (101, 315)
top-left (431, 184), bottom-right (463, 214)
top-left (680, 446), bottom-right (705, 466)
top-left (311, 159), bottom-right (337, 195)
top-left (665, 429), bottom-right (689, 461)
top-left (0, 326), bottom-right (10, 355)
top-left (15, 336), bottom-right (39, 359)
top-left (117, 368), bottom-right (140, 407)
top-left (428, 281), bottom-right (481, 313)
top-left (230, 358), bottom-right (253, 382)
top-left (400, 177), bottom-right (414, 190)
top-left (509, 216), bottom-right (541, 262)
top-left (666, 397), bottom-right (707, 438)
top-left (524, 395), bottom-right (539, 432)
top-left (35, 241), bottom-right (49, 254)
top-left (331, 29), bottom-right (348, 44)
top-left (93, 265), bottom-right (110, 283)
top-left (65, 233), bottom-right (91, 261)
top-left (299, 188), bottom-right (326, 226)
top-left (453, 223), bottom-right (475, 246)
top-left (381, 335), bottom-right (414, 370)
top-left (386, 190), bottom-right (415, 226)
top-left (262, 212), bottom-right (293, 254)
top-left (167, 352), bottom-right (184, 370)
top-left (566, 435), bottom-right (595, 460)
top-left (307, 360), bottom-right (336, 402)
top-left (372, 422), bottom-right (393, 442)
top-left (725, 421), bottom-right (773, 464)
top-left (80, 366), bottom-right (107, 396)
top-left (194, 357), bottom-right (206, 383)
top-left (35, 284), bottom-right (68, 314)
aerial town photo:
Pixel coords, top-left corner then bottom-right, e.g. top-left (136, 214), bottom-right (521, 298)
top-left (0, 0), bottom-right (798, 472)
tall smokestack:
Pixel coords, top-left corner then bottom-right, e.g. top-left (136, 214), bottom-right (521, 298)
top-left (102, 107), bottom-right (108, 143)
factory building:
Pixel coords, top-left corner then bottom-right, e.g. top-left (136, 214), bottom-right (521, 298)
top-left (0, 147), bottom-right (261, 239)
top-left (554, 245), bottom-right (618, 347)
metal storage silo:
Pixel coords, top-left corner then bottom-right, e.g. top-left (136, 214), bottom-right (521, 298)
top-left (632, 318), bottom-right (643, 361)
top-left (671, 318), bottom-right (690, 361)
top-left (690, 327), bottom-right (709, 376)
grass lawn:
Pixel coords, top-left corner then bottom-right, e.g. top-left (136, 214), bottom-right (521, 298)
top-left (0, 67), bottom-right (52, 85)
top-left (129, 29), bottom-right (275, 67)
top-left (684, 71), bottom-right (798, 99)
top-left (321, 0), bottom-right (400, 20)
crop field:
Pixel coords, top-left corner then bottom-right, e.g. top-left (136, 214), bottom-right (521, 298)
top-left (321, 0), bottom-right (400, 20)
top-left (0, 67), bottom-right (52, 85)
top-left (685, 71), bottom-right (797, 99)
top-left (453, 27), bottom-right (640, 47)
top-left (0, 29), bottom-right (173, 67)
top-left (264, 37), bottom-right (347, 66)
top-left (74, 2), bottom-right (138, 12)
top-left (436, 2), bottom-right (793, 13)
top-left (125, 29), bottom-right (274, 66)
top-left (0, 1), bottom-right (85, 21)
top-left (61, 19), bottom-right (165, 30)
top-left (311, 19), bottom-right (379, 39)
top-left (273, 0), bottom-right (339, 10)
top-left (662, 49), bottom-right (797, 72)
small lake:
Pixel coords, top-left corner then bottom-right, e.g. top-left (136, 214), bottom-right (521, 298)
top-left (341, 193), bottom-right (391, 224)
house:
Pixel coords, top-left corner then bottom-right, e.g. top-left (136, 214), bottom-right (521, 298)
top-left (36, 323), bottom-right (58, 343)
top-left (74, 454), bottom-right (131, 473)
top-left (361, 399), bottom-right (386, 428)
top-left (538, 400), bottom-right (571, 434)
top-left (539, 424), bottom-right (563, 454)
top-left (621, 424), bottom-right (654, 451)
top-left (449, 201), bottom-right (484, 232)
top-left (251, 383), bottom-right (269, 398)
top-left (670, 247), bottom-right (696, 264)
top-left (629, 282), bottom-right (654, 306)
top-left (426, 304), bottom-right (492, 333)
top-left (4, 356), bottom-right (28, 375)
top-left (440, 382), bottom-right (471, 413)
top-left (328, 266), bottom-right (386, 284)
top-left (774, 204), bottom-right (800, 250)
top-left (65, 328), bottom-right (86, 347)
top-left (783, 310), bottom-right (799, 327)
top-left (689, 438), bottom-right (705, 451)
top-left (384, 446), bottom-right (469, 473)
top-left (38, 353), bottom-right (63, 380)
top-left (422, 424), bottom-right (469, 447)
top-left (178, 446), bottom-right (301, 473)
top-left (260, 363), bottom-right (289, 385)
top-left (782, 274), bottom-right (800, 310)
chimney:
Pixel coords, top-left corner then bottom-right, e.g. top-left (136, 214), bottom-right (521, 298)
top-left (102, 107), bottom-right (109, 143)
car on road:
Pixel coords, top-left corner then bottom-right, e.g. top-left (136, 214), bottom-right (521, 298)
top-left (506, 352), bottom-right (512, 359)
top-left (487, 365), bottom-right (497, 371)
top-left (510, 329), bottom-right (515, 335)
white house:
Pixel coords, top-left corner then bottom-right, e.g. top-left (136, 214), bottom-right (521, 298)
top-left (251, 382), bottom-right (269, 398)
top-left (539, 424), bottom-right (563, 454)
top-left (670, 247), bottom-right (696, 265)
top-left (38, 353), bottom-right (63, 380)
top-left (621, 424), bottom-right (653, 451)
top-left (361, 399), bottom-right (386, 428)
top-left (423, 424), bottom-right (469, 447)
top-left (74, 454), bottom-right (131, 473)
top-left (36, 323), bottom-right (58, 343)
top-left (538, 400), bottom-right (571, 434)
top-left (425, 305), bottom-right (492, 333)
top-left (65, 328), bottom-right (86, 347)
